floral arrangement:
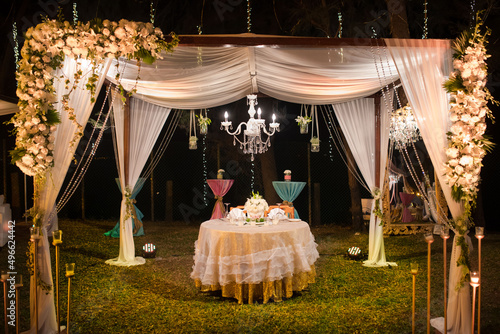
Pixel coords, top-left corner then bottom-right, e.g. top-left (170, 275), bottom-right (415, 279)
top-left (9, 16), bottom-right (178, 177)
top-left (196, 114), bottom-right (211, 126)
top-left (443, 14), bottom-right (496, 289)
top-left (371, 187), bottom-right (384, 226)
top-left (244, 191), bottom-right (269, 220)
top-left (443, 15), bottom-right (495, 210)
top-left (295, 115), bottom-right (312, 125)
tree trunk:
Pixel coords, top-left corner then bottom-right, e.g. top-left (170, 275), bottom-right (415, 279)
top-left (260, 144), bottom-right (280, 205)
top-left (385, 0), bottom-right (410, 38)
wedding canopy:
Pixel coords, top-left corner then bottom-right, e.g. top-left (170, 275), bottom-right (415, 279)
top-left (28, 34), bottom-right (470, 333)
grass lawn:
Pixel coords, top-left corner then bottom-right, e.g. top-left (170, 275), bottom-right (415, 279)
top-left (2, 219), bottom-right (499, 333)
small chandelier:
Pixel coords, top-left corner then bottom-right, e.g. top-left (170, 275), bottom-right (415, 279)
top-left (221, 94), bottom-right (280, 161)
top-left (389, 104), bottom-right (421, 149)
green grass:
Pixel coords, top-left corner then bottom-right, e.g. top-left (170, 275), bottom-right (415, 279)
top-left (2, 219), bottom-right (499, 333)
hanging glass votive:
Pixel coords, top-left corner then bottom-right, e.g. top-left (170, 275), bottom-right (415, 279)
top-left (200, 123), bottom-right (208, 135)
top-left (189, 136), bottom-right (198, 150)
top-left (310, 137), bottom-right (320, 152)
top-left (300, 122), bottom-right (308, 134)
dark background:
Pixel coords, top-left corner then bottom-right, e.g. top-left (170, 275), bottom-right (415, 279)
top-left (1, 0), bottom-right (499, 228)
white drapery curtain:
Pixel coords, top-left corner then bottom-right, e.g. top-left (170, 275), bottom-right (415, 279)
top-left (333, 97), bottom-right (396, 267)
top-left (385, 38), bottom-right (470, 334)
top-left (106, 46), bottom-right (398, 109)
top-left (26, 57), bottom-right (111, 334)
top-left (106, 93), bottom-right (170, 266)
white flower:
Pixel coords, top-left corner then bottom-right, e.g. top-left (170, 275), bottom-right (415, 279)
top-left (459, 155), bottom-right (474, 167)
top-left (446, 147), bottom-right (459, 159)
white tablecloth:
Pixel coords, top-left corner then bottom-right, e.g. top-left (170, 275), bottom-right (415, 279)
top-left (191, 219), bottom-right (319, 288)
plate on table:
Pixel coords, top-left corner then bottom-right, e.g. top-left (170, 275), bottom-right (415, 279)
top-left (288, 218), bottom-right (301, 222)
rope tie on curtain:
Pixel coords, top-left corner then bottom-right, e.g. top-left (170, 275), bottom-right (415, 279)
top-left (212, 195), bottom-right (225, 218)
top-left (282, 200), bottom-right (293, 207)
top-left (123, 187), bottom-right (141, 233)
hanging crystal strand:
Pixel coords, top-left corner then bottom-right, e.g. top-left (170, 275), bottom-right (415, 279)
top-left (422, 0), bottom-right (428, 39)
top-left (247, 0), bottom-right (252, 33)
top-left (12, 22), bottom-right (19, 70)
top-left (73, 2), bottom-right (78, 25)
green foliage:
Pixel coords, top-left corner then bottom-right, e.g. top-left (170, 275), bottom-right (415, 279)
top-left (443, 74), bottom-right (464, 94)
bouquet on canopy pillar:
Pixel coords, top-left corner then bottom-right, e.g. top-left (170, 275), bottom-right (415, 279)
top-left (244, 192), bottom-right (269, 220)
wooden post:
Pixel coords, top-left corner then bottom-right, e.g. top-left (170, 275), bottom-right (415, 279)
top-left (2, 139), bottom-right (6, 199)
top-left (313, 183), bottom-right (321, 225)
top-left (166, 180), bottom-right (173, 222)
top-left (80, 176), bottom-right (85, 220)
top-left (150, 156), bottom-right (155, 222)
top-left (123, 95), bottom-right (130, 187)
top-left (374, 94), bottom-right (381, 188)
top-left (307, 143), bottom-right (312, 225)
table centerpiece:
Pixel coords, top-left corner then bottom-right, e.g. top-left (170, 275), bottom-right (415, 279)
top-left (244, 192), bottom-right (269, 221)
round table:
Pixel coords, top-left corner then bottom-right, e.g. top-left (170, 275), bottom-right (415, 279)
top-left (191, 219), bottom-right (319, 303)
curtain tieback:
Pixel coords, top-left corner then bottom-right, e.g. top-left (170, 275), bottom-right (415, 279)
top-left (282, 200), bottom-right (293, 207)
top-left (212, 195), bottom-right (225, 217)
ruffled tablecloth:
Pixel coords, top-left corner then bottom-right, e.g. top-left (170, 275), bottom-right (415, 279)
top-left (191, 219), bottom-right (319, 304)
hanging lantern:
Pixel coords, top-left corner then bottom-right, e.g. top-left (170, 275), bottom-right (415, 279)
top-left (296, 105), bottom-right (311, 134)
top-left (189, 136), bottom-right (198, 150)
top-left (189, 110), bottom-right (198, 150)
top-left (310, 137), bottom-right (320, 152)
top-left (198, 109), bottom-right (210, 135)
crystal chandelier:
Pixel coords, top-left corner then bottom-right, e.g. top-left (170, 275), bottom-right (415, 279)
top-left (389, 104), bottom-right (421, 149)
top-left (221, 94), bottom-right (280, 161)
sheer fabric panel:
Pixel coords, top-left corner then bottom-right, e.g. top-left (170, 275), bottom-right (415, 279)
top-left (26, 57), bottom-right (111, 333)
top-left (333, 97), bottom-right (395, 267)
top-left (385, 38), bottom-right (470, 334)
top-left (107, 46), bottom-right (399, 108)
top-left (106, 94), bottom-right (170, 266)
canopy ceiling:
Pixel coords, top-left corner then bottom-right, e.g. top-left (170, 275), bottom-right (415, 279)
top-left (106, 34), bottom-right (409, 109)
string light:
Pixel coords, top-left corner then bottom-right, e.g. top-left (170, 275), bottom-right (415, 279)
top-left (150, 1), bottom-right (155, 25)
top-left (370, 26), bottom-right (377, 38)
top-left (73, 2), bottom-right (78, 25)
top-left (470, 0), bottom-right (476, 27)
top-left (337, 12), bottom-right (343, 38)
top-left (422, 0), bottom-right (428, 39)
top-left (202, 131), bottom-right (208, 205)
top-left (247, 0), bottom-right (252, 33)
top-left (12, 22), bottom-right (19, 70)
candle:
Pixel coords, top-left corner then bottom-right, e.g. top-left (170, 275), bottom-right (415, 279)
top-left (65, 263), bottom-right (75, 277)
top-left (475, 226), bottom-right (484, 238)
top-left (441, 226), bottom-right (450, 239)
top-left (30, 226), bottom-right (40, 240)
top-left (224, 111), bottom-right (228, 122)
top-left (257, 108), bottom-right (262, 119)
top-left (411, 263), bottom-right (418, 274)
top-left (470, 272), bottom-right (480, 284)
top-left (52, 230), bottom-right (63, 245)
top-left (272, 114), bottom-right (276, 122)
top-left (1, 271), bottom-right (9, 281)
top-left (424, 232), bottom-right (434, 243)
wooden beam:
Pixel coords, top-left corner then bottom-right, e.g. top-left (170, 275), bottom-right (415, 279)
top-left (374, 93), bottom-right (381, 188)
top-left (171, 35), bottom-right (386, 48)
top-left (168, 35), bottom-right (451, 48)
